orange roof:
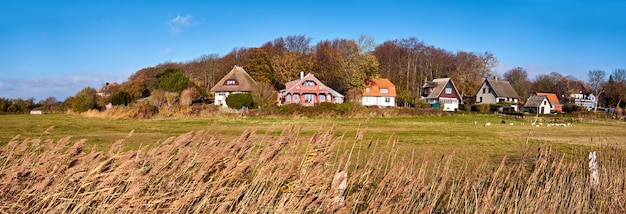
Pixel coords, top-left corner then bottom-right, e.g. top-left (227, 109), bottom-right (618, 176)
top-left (363, 78), bottom-right (396, 97)
top-left (536, 93), bottom-right (561, 105)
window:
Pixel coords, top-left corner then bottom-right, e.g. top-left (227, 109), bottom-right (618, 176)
top-left (479, 97), bottom-right (483, 102)
top-left (286, 94), bottom-right (291, 101)
top-left (482, 88), bottom-right (486, 93)
top-left (302, 80), bottom-right (317, 86)
top-left (320, 94), bottom-right (326, 101)
top-left (380, 88), bottom-right (388, 94)
top-left (445, 88), bottom-right (452, 94)
top-left (385, 97), bottom-right (391, 103)
top-left (226, 80), bottom-right (236, 85)
top-left (334, 97), bottom-right (341, 103)
top-left (365, 88), bottom-right (370, 92)
top-left (305, 94), bottom-right (314, 102)
top-left (293, 94), bottom-right (299, 101)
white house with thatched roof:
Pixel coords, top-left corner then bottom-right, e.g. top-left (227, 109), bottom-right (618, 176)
top-left (210, 66), bottom-right (256, 107)
top-left (524, 95), bottom-right (552, 114)
top-left (474, 77), bottom-right (521, 111)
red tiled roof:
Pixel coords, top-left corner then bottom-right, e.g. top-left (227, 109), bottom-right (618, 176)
top-left (363, 78), bottom-right (396, 97)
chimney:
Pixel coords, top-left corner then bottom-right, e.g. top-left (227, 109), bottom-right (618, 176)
top-left (300, 71), bottom-right (304, 79)
top-left (493, 76), bottom-right (498, 81)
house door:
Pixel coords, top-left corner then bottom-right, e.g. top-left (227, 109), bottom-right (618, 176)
top-left (540, 107), bottom-right (545, 114)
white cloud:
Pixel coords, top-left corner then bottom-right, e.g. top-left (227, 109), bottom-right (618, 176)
top-left (168, 15), bottom-right (192, 33)
top-left (162, 48), bottom-right (173, 54)
top-left (0, 76), bottom-right (105, 101)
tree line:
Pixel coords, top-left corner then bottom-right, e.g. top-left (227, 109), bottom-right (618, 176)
top-left (2, 35), bottom-right (625, 114)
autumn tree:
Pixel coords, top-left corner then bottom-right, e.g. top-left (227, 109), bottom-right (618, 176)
top-left (244, 48), bottom-right (275, 84)
top-left (503, 67), bottom-right (532, 101)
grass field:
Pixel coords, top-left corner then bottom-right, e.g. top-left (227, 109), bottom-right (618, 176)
top-left (1, 113), bottom-right (625, 212)
top-left (2, 113), bottom-right (625, 157)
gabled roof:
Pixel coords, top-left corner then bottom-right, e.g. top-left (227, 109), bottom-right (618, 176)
top-left (280, 73), bottom-right (344, 98)
top-left (524, 95), bottom-right (552, 108)
top-left (483, 78), bottom-right (520, 99)
top-left (423, 78), bottom-right (461, 99)
top-left (363, 78), bottom-right (396, 97)
top-left (536, 93), bottom-right (562, 106)
top-left (210, 66), bottom-right (256, 92)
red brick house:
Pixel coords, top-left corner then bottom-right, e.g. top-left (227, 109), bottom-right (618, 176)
top-left (279, 72), bottom-right (344, 106)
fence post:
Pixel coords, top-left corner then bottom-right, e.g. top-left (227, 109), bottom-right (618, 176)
top-left (588, 151), bottom-right (599, 188)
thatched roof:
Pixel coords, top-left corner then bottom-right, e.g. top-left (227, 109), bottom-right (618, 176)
top-left (524, 95), bottom-right (551, 108)
top-left (210, 66), bottom-right (256, 92)
top-left (485, 78), bottom-right (520, 99)
top-left (423, 78), bottom-right (461, 99)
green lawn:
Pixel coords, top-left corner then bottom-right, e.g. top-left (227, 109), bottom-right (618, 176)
top-left (1, 113), bottom-right (624, 164)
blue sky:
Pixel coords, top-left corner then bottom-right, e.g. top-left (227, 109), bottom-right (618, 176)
top-left (1, 0), bottom-right (625, 101)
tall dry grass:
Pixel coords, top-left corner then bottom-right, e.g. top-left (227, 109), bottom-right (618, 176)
top-left (0, 125), bottom-right (624, 213)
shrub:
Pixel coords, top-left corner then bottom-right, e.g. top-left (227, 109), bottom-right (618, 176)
top-left (226, 93), bottom-right (253, 110)
top-left (180, 87), bottom-right (200, 106)
top-left (111, 91), bottom-right (132, 106)
top-left (474, 103), bottom-right (491, 113)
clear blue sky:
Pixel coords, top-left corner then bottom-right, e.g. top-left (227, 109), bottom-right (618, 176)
top-left (1, 0), bottom-right (625, 101)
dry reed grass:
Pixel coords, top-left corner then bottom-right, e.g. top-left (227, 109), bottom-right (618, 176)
top-left (0, 125), bottom-right (624, 213)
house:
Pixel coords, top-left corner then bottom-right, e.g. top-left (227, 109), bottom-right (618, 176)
top-left (96, 82), bottom-right (120, 97)
top-left (571, 92), bottom-right (596, 110)
top-left (279, 72), bottom-right (344, 105)
top-left (535, 92), bottom-right (562, 112)
top-left (524, 95), bottom-right (552, 114)
top-left (422, 78), bottom-right (462, 111)
top-left (362, 78), bottom-right (396, 107)
top-left (474, 77), bottom-right (520, 111)
top-left (210, 65), bottom-right (257, 108)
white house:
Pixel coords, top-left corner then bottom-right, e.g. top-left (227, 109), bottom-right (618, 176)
top-left (571, 92), bottom-right (596, 110)
top-left (524, 95), bottom-right (552, 114)
top-left (474, 77), bottom-right (521, 111)
top-left (362, 78), bottom-right (396, 107)
top-left (209, 66), bottom-right (257, 108)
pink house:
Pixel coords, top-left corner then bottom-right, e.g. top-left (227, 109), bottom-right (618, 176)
top-left (279, 72), bottom-right (344, 106)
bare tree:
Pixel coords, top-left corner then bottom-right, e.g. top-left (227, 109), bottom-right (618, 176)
top-left (587, 70), bottom-right (606, 111)
top-left (503, 67), bottom-right (532, 101)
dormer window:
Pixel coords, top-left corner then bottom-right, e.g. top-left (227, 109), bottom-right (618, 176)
top-left (302, 80), bottom-right (317, 86)
top-left (366, 88), bottom-right (370, 92)
top-left (380, 88), bottom-right (388, 94)
top-left (226, 79), bottom-right (237, 85)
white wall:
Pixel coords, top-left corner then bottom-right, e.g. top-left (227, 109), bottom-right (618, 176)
top-left (476, 83), bottom-right (497, 104)
top-left (214, 92), bottom-right (230, 107)
top-left (362, 96), bottom-right (395, 107)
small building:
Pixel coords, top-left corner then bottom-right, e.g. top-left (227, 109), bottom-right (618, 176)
top-left (422, 78), bottom-right (462, 111)
top-left (536, 92), bottom-right (562, 112)
top-left (474, 77), bottom-right (520, 111)
top-left (279, 72), bottom-right (344, 105)
top-left (362, 78), bottom-right (396, 107)
top-left (524, 95), bottom-right (552, 114)
top-left (29, 110), bottom-right (43, 115)
top-left (210, 66), bottom-right (257, 108)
